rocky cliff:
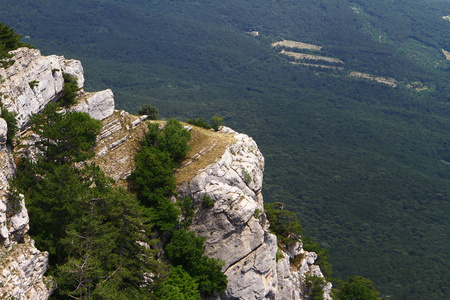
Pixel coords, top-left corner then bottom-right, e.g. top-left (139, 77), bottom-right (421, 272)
top-left (177, 127), bottom-right (332, 300)
top-left (0, 48), bottom-right (114, 299)
top-left (0, 48), bottom-right (331, 299)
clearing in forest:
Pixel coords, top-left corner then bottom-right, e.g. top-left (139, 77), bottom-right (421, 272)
top-left (271, 40), bottom-right (322, 51)
top-left (348, 71), bottom-right (397, 87)
top-left (280, 50), bottom-right (343, 64)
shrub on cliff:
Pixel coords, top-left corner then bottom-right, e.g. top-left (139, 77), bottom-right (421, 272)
top-left (264, 202), bottom-right (303, 245)
top-left (165, 228), bottom-right (227, 297)
top-left (0, 104), bottom-right (18, 145)
top-left (154, 265), bottom-right (201, 300)
top-left (129, 119), bottom-right (190, 231)
top-left (336, 276), bottom-right (381, 300)
top-left (129, 144), bottom-right (179, 231)
top-left (0, 23), bottom-right (32, 67)
top-left (58, 72), bottom-right (79, 107)
top-left (186, 117), bottom-right (211, 129)
top-left (211, 115), bottom-right (223, 131)
top-left (143, 119), bottom-right (191, 163)
top-left (138, 104), bottom-right (159, 120)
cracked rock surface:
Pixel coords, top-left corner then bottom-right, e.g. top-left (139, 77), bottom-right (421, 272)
top-left (0, 48), bottom-right (84, 129)
top-left (178, 127), bottom-right (278, 299)
top-left (178, 127), bottom-right (332, 299)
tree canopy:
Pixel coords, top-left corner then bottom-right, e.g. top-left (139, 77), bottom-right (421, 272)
top-left (30, 103), bottom-right (102, 164)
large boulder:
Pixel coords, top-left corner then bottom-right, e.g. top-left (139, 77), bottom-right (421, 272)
top-left (69, 89), bottom-right (115, 120)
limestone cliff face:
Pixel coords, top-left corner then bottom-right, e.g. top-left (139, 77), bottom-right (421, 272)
top-left (0, 48), bottom-right (114, 299)
top-left (0, 48), bottom-right (84, 130)
top-left (178, 127), bottom-right (332, 300)
top-left (0, 47), bottom-right (331, 299)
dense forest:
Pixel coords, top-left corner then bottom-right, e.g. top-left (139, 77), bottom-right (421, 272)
top-left (1, 0), bottom-right (450, 299)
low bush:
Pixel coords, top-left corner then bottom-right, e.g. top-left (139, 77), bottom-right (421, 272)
top-left (186, 118), bottom-right (211, 129)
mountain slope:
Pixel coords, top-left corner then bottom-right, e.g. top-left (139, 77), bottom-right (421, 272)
top-left (1, 1), bottom-right (450, 298)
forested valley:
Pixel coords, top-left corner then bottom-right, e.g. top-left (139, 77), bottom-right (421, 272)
top-left (1, 0), bottom-right (450, 299)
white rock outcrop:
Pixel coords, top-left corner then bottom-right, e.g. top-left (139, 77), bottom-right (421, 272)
top-left (0, 48), bottom-right (84, 129)
top-left (0, 117), bottom-right (7, 145)
top-left (178, 127), bottom-right (332, 299)
top-left (0, 235), bottom-right (51, 300)
top-left (276, 241), bottom-right (332, 300)
top-left (0, 47), bottom-right (115, 299)
top-left (69, 89), bottom-right (115, 120)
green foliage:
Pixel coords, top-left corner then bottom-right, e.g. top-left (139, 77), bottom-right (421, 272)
top-left (129, 146), bottom-right (178, 231)
top-left (28, 80), bottom-right (39, 89)
top-left (142, 119), bottom-right (191, 163)
top-left (303, 237), bottom-right (332, 278)
top-left (306, 276), bottom-right (325, 300)
top-left (156, 119), bottom-right (191, 163)
top-left (13, 161), bottom-right (84, 263)
top-left (241, 167), bottom-right (252, 184)
top-left (0, 105), bottom-right (18, 146)
top-left (58, 72), bottom-right (79, 107)
top-left (155, 266), bottom-right (201, 300)
top-left (165, 228), bottom-right (227, 297)
top-left (336, 276), bottom-right (381, 300)
top-left (202, 194), bottom-right (214, 209)
top-left (186, 118), bottom-right (211, 130)
top-left (264, 202), bottom-right (303, 245)
top-left (143, 122), bottom-right (160, 148)
top-left (275, 246), bottom-right (284, 263)
top-left (30, 103), bottom-right (101, 164)
top-left (179, 196), bottom-right (195, 228)
top-left (138, 104), bottom-right (159, 120)
top-left (211, 115), bottom-right (224, 131)
top-left (11, 106), bottom-right (162, 298)
top-left (130, 146), bottom-right (176, 203)
top-left (55, 186), bottom-right (158, 299)
top-left (129, 119), bottom-right (190, 231)
top-left (0, 23), bottom-right (31, 67)
top-left (12, 158), bottom-right (161, 298)
top-left (6, 189), bottom-right (22, 217)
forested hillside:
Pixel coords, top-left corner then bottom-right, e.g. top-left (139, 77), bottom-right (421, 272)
top-left (1, 0), bottom-right (450, 299)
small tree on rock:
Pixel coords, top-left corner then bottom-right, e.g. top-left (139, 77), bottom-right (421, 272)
top-left (138, 104), bottom-right (159, 120)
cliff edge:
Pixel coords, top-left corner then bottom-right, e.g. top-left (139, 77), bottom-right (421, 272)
top-left (177, 127), bottom-right (332, 300)
top-left (0, 48), bottom-right (331, 299)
